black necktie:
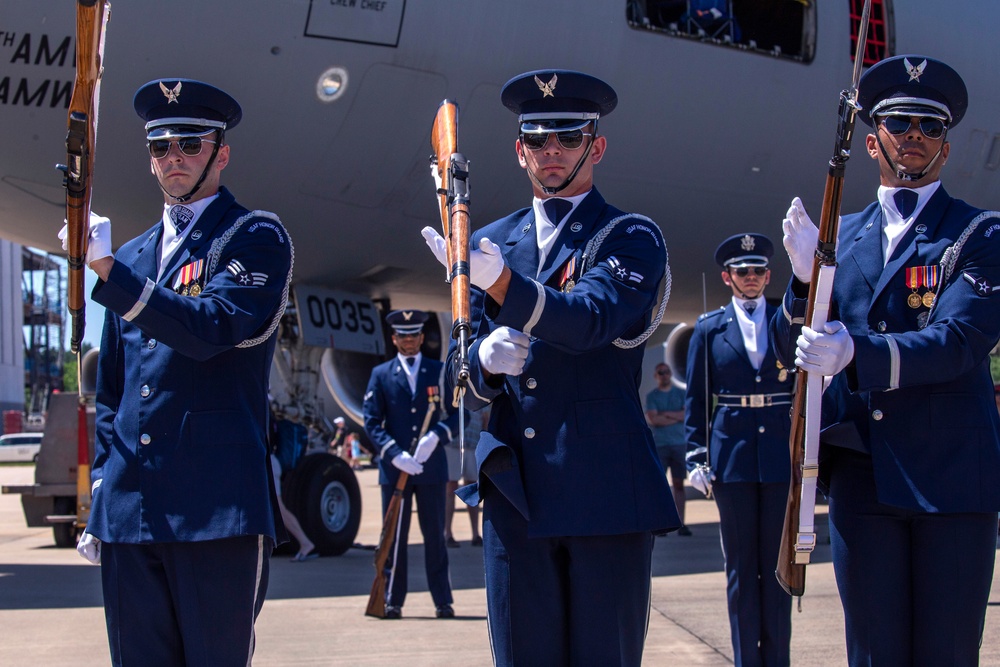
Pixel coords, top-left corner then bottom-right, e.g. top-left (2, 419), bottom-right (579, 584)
top-left (406, 357), bottom-right (415, 367)
top-left (542, 198), bottom-right (572, 224)
top-left (169, 205), bottom-right (194, 234)
top-left (744, 301), bottom-right (756, 316)
top-left (893, 189), bottom-right (918, 218)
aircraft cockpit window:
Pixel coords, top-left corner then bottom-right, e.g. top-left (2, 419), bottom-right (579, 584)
top-left (627, 0), bottom-right (818, 64)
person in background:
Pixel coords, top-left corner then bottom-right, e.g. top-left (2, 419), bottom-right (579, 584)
top-left (685, 233), bottom-right (793, 666)
top-left (645, 363), bottom-right (691, 535)
top-left (362, 309), bottom-right (459, 620)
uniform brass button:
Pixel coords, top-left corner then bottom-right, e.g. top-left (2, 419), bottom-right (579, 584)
top-left (140, 434), bottom-right (151, 445)
top-left (526, 378), bottom-right (537, 389)
top-left (524, 428), bottom-right (536, 439)
top-left (755, 376), bottom-right (762, 383)
top-left (758, 426), bottom-right (766, 433)
top-left (872, 410), bottom-right (883, 421)
top-left (147, 339), bottom-right (157, 350)
top-left (877, 322), bottom-right (886, 332)
top-left (411, 407), bottom-right (417, 413)
top-left (140, 385), bottom-right (151, 398)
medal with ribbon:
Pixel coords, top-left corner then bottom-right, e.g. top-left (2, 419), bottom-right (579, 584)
top-left (922, 264), bottom-right (939, 307)
top-left (905, 265), bottom-right (938, 309)
top-left (558, 253), bottom-right (578, 293)
top-left (174, 258), bottom-right (205, 296)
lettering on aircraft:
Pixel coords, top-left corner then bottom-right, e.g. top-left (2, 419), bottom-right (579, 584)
top-left (1, 32), bottom-right (74, 108)
top-left (305, 0), bottom-right (405, 47)
top-left (293, 285), bottom-right (386, 354)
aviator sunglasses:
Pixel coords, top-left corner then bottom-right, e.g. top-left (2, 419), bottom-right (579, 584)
top-left (879, 115), bottom-right (946, 140)
top-left (520, 129), bottom-right (593, 151)
top-left (731, 267), bottom-right (768, 277)
top-left (147, 136), bottom-right (217, 159)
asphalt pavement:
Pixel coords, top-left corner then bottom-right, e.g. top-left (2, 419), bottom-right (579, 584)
top-left (2, 464), bottom-right (999, 666)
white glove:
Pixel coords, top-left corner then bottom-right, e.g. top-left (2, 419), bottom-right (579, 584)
top-left (391, 451), bottom-right (424, 475)
top-left (77, 531), bottom-right (101, 565)
top-left (689, 465), bottom-right (715, 498)
top-left (782, 197), bottom-right (818, 284)
top-left (413, 431), bottom-right (440, 464)
top-left (477, 326), bottom-right (530, 376)
top-left (795, 321), bottom-right (855, 376)
top-left (58, 211), bottom-right (112, 265)
top-left (421, 228), bottom-right (506, 290)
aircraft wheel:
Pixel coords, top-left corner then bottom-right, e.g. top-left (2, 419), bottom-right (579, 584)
top-left (292, 453), bottom-right (362, 557)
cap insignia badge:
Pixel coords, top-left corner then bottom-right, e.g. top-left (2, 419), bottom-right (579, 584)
top-left (159, 81), bottom-right (182, 104)
top-left (904, 58), bottom-right (926, 83)
top-left (402, 311), bottom-right (413, 321)
top-left (741, 234), bottom-right (755, 251)
top-left (534, 74), bottom-right (558, 97)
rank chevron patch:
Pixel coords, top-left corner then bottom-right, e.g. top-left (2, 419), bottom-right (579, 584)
top-left (227, 259), bottom-right (268, 287)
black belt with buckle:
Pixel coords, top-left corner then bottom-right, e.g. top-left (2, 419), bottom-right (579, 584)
top-left (716, 393), bottom-right (792, 408)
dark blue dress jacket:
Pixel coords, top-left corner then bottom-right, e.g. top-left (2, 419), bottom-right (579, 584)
top-left (455, 187), bottom-right (680, 538)
top-left (770, 185), bottom-right (1000, 512)
top-left (89, 187), bottom-right (292, 543)
top-left (685, 302), bottom-right (793, 483)
top-left (363, 356), bottom-right (458, 487)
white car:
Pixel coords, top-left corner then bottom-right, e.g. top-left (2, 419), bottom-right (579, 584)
top-left (0, 432), bottom-right (43, 463)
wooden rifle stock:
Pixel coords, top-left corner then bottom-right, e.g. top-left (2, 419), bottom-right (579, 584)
top-left (776, 0), bottom-right (872, 598)
top-left (430, 101), bottom-right (472, 405)
top-left (63, 0), bottom-right (110, 353)
top-left (365, 387), bottom-right (440, 618)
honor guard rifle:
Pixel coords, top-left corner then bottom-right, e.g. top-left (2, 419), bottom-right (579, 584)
top-left (775, 0), bottom-right (873, 598)
top-left (58, 0), bottom-right (110, 541)
top-left (429, 101), bottom-right (471, 434)
top-left (365, 386), bottom-right (440, 618)
top-left (62, 0), bottom-right (110, 355)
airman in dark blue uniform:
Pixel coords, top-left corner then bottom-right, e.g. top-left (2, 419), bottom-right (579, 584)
top-left (685, 233), bottom-right (793, 667)
top-left (362, 309), bottom-right (459, 619)
top-left (73, 79), bottom-right (293, 666)
top-left (422, 70), bottom-right (680, 666)
top-left (772, 55), bottom-right (1000, 666)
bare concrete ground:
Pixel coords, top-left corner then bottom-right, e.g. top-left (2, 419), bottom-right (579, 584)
top-left (2, 464), bottom-right (998, 666)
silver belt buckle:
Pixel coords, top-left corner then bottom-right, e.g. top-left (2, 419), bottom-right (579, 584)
top-left (749, 394), bottom-right (766, 408)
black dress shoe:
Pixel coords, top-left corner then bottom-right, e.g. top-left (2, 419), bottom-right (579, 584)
top-left (445, 536), bottom-right (460, 548)
top-left (470, 536), bottom-right (483, 547)
top-left (678, 525), bottom-right (692, 536)
top-left (384, 605), bottom-right (402, 619)
top-left (436, 604), bottom-right (455, 619)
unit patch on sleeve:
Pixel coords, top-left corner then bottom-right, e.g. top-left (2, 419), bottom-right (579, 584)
top-left (247, 220), bottom-right (286, 244)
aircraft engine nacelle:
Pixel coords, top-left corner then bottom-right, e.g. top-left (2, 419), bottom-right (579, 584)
top-left (662, 322), bottom-right (694, 391)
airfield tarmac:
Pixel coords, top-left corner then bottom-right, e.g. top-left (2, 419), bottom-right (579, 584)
top-left (1, 464), bottom-right (999, 666)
